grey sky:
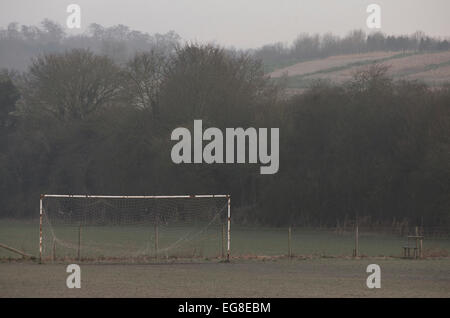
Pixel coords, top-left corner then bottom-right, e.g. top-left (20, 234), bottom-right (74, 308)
top-left (1, 0), bottom-right (449, 48)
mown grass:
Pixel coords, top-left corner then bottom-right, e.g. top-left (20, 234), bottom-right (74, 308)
top-left (1, 220), bottom-right (449, 297)
top-left (1, 219), bottom-right (449, 261)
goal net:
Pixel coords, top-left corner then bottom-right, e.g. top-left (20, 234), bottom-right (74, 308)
top-left (39, 194), bottom-right (230, 263)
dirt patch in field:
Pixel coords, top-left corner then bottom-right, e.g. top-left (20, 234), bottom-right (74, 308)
top-left (1, 258), bottom-right (449, 297)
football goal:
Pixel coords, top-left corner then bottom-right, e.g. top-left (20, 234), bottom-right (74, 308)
top-left (39, 194), bottom-right (230, 263)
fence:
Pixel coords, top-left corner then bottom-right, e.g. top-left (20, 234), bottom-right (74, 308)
top-left (0, 218), bottom-right (449, 260)
top-left (227, 224), bottom-right (450, 259)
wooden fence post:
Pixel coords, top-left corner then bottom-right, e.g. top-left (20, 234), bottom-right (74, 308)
top-left (52, 238), bottom-right (56, 262)
top-left (77, 224), bottom-right (82, 261)
top-left (288, 226), bottom-right (292, 258)
top-left (155, 217), bottom-right (159, 259)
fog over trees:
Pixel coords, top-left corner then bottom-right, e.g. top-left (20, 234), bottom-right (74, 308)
top-left (0, 20), bottom-right (181, 70)
top-left (2, 20), bottom-right (449, 71)
top-left (0, 20), bottom-right (449, 228)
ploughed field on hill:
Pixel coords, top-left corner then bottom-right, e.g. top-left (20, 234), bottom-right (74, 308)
top-left (269, 50), bottom-right (450, 95)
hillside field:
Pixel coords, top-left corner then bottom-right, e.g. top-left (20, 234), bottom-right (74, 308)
top-left (269, 50), bottom-right (450, 94)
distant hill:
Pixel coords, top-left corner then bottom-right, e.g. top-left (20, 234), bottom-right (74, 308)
top-left (268, 50), bottom-right (450, 95)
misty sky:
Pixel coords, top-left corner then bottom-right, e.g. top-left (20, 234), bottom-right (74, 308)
top-left (1, 0), bottom-right (449, 48)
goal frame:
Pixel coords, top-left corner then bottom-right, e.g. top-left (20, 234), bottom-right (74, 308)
top-left (39, 194), bottom-right (231, 263)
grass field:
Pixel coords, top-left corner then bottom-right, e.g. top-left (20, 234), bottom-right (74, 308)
top-left (1, 258), bottom-right (449, 297)
top-left (1, 220), bottom-right (449, 260)
top-left (1, 220), bottom-right (449, 297)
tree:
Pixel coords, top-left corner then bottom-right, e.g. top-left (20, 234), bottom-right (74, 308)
top-left (16, 49), bottom-right (122, 122)
top-left (367, 32), bottom-right (385, 51)
top-left (0, 70), bottom-right (19, 130)
top-left (160, 44), bottom-right (271, 127)
top-left (292, 33), bottom-right (320, 59)
top-left (122, 50), bottom-right (168, 116)
top-left (40, 19), bottom-right (65, 43)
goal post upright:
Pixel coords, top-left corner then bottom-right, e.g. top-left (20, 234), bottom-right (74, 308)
top-left (39, 194), bottom-right (43, 264)
top-left (227, 195), bottom-right (231, 262)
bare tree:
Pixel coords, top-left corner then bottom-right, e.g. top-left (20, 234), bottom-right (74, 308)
top-left (16, 49), bottom-right (122, 121)
top-left (122, 50), bottom-right (168, 115)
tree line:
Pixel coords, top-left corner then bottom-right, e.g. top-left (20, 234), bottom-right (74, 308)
top-left (0, 25), bottom-right (449, 228)
top-left (0, 20), bottom-right (181, 71)
top-left (254, 30), bottom-right (450, 71)
top-left (2, 20), bottom-right (450, 72)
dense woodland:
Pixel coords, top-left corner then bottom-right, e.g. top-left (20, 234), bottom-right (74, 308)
top-left (0, 21), bottom-right (449, 227)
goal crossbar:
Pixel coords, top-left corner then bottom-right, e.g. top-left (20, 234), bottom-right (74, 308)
top-left (39, 194), bottom-right (231, 263)
top-left (41, 194), bottom-right (229, 199)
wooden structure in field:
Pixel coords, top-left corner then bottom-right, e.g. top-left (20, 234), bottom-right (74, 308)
top-left (403, 226), bottom-right (424, 259)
